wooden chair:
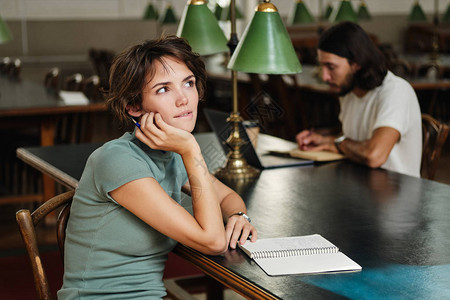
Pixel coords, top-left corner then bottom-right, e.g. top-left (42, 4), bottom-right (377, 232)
top-left (8, 58), bottom-right (21, 78)
top-left (388, 59), bottom-right (412, 78)
top-left (16, 190), bottom-right (75, 299)
top-left (63, 73), bottom-right (84, 91)
top-left (88, 48), bottom-right (115, 89)
top-left (16, 190), bottom-right (217, 300)
top-left (0, 56), bottom-right (11, 74)
top-left (44, 67), bottom-right (60, 91)
top-left (421, 114), bottom-right (449, 180)
top-left (81, 75), bottom-right (103, 101)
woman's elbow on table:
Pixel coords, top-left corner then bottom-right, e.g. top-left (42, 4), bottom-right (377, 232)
top-left (200, 235), bottom-right (228, 255)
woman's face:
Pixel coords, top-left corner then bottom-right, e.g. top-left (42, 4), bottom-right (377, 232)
top-left (132, 56), bottom-right (199, 132)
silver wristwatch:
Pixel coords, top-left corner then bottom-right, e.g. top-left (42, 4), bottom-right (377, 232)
top-left (334, 135), bottom-right (346, 153)
top-left (230, 211), bottom-right (251, 223)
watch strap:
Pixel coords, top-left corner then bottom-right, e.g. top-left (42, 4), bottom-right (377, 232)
top-left (229, 211), bottom-right (251, 223)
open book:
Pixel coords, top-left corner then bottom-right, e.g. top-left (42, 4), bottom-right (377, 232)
top-left (268, 149), bottom-right (345, 162)
top-left (239, 234), bottom-right (361, 276)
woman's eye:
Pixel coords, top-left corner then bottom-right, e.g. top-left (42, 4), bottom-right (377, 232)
top-left (185, 80), bottom-right (195, 87)
top-left (156, 87), bottom-right (167, 94)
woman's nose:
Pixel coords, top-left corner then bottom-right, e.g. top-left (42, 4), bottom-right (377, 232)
top-left (175, 90), bottom-right (189, 106)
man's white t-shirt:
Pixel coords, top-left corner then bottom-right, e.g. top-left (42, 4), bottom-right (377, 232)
top-left (339, 71), bottom-right (422, 177)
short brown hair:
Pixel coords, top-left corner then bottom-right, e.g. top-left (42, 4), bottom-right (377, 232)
top-left (106, 35), bottom-right (207, 127)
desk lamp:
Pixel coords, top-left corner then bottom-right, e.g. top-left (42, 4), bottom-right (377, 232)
top-left (408, 1), bottom-right (427, 22)
top-left (357, 1), bottom-right (371, 21)
top-left (0, 15), bottom-right (12, 44)
top-left (177, 0), bottom-right (228, 56)
top-left (160, 3), bottom-right (178, 24)
top-left (288, 0), bottom-right (314, 25)
top-left (143, 0), bottom-right (159, 20)
top-left (330, 0), bottom-right (358, 23)
top-left (218, 0), bottom-right (302, 180)
top-left (430, 0), bottom-right (440, 63)
top-left (324, 1), bottom-right (334, 20)
top-left (179, 0), bottom-right (302, 180)
top-left (213, 3), bottom-right (223, 20)
top-left (443, 2), bottom-right (450, 22)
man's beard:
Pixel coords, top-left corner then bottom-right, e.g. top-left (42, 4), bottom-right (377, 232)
top-left (337, 71), bottom-right (355, 96)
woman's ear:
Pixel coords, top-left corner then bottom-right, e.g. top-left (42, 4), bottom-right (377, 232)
top-left (126, 105), bottom-right (142, 117)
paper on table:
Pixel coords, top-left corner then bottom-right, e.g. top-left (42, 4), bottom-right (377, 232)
top-left (289, 149), bottom-right (345, 161)
top-left (60, 91), bottom-right (89, 106)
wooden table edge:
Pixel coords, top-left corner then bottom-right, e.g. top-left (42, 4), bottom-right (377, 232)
top-left (16, 147), bottom-right (78, 190)
top-left (173, 244), bottom-right (278, 300)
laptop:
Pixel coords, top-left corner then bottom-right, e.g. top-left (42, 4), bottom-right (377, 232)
top-left (203, 108), bottom-right (313, 169)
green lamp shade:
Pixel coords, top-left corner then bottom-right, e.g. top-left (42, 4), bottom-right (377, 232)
top-left (443, 4), bottom-right (450, 23)
top-left (177, 1), bottom-right (228, 56)
top-left (161, 5), bottom-right (178, 24)
top-left (143, 3), bottom-right (159, 20)
top-left (213, 3), bottom-right (223, 20)
top-left (225, 5), bottom-right (244, 21)
top-left (228, 8), bottom-right (302, 74)
top-left (215, 4), bottom-right (243, 21)
top-left (325, 3), bottom-right (334, 20)
top-left (331, 0), bottom-right (358, 23)
top-left (357, 2), bottom-right (371, 20)
top-left (0, 16), bottom-right (12, 44)
top-left (408, 2), bottom-right (427, 22)
top-left (288, 1), bottom-right (314, 25)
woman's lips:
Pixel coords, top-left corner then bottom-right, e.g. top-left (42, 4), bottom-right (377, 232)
top-left (175, 111), bottom-right (193, 118)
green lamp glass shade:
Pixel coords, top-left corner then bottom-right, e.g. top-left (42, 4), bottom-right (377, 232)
top-left (443, 4), bottom-right (450, 23)
top-left (228, 2), bottom-right (302, 74)
top-left (177, 1), bottom-right (228, 56)
top-left (324, 3), bottom-right (334, 20)
top-left (214, 4), bottom-right (243, 21)
top-left (213, 3), bottom-right (223, 20)
top-left (161, 5), bottom-right (178, 24)
top-left (0, 16), bottom-right (12, 44)
top-left (143, 3), bottom-right (159, 20)
top-left (357, 2), bottom-right (371, 20)
top-left (408, 2), bottom-right (427, 22)
top-left (225, 5), bottom-right (244, 21)
top-left (288, 0), bottom-right (314, 25)
top-left (331, 0), bottom-right (358, 23)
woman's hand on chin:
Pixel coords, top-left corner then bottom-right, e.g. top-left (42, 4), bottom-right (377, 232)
top-left (136, 112), bottom-right (197, 155)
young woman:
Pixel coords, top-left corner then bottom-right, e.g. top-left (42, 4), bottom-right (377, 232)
top-left (58, 36), bottom-right (257, 299)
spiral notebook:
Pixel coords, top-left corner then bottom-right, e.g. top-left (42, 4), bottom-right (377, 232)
top-left (239, 234), bottom-right (361, 276)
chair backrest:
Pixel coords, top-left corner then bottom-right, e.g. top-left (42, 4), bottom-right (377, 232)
top-left (16, 190), bottom-right (74, 300)
top-left (389, 59), bottom-right (412, 78)
top-left (44, 67), bottom-right (61, 91)
top-left (416, 62), bottom-right (443, 80)
top-left (0, 57), bottom-right (11, 74)
top-left (63, 73), bottom-right (84, 91)
top-left (81, 75), bottom-right (103, 101)
top-left (421, 114), bottom-right (449, 180)
top-left (88, 48), bottom-right (115, 89)
top-left (9, 58), bottom-right (21, 78)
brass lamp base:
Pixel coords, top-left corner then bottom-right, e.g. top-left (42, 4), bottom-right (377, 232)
top-left (215, 156), bottom-right (260, 181)
top-left (214, 113), bottom-right (260, 181)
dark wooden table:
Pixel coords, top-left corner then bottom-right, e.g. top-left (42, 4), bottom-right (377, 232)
top-left (17, 133), bottom-right (450, 299)
top-left (1, 76), bottom-right (107, 204)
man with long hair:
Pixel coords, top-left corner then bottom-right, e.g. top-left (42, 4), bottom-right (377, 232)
top-left (296, 22), bottom-right (422, 177)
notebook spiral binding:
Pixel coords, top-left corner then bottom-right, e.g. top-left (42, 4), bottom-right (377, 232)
top-left (252, 246), bottom-right (338, 259)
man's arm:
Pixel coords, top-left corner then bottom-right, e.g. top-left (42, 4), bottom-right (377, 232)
top-left (337, 127), bottom-right (400, 168)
